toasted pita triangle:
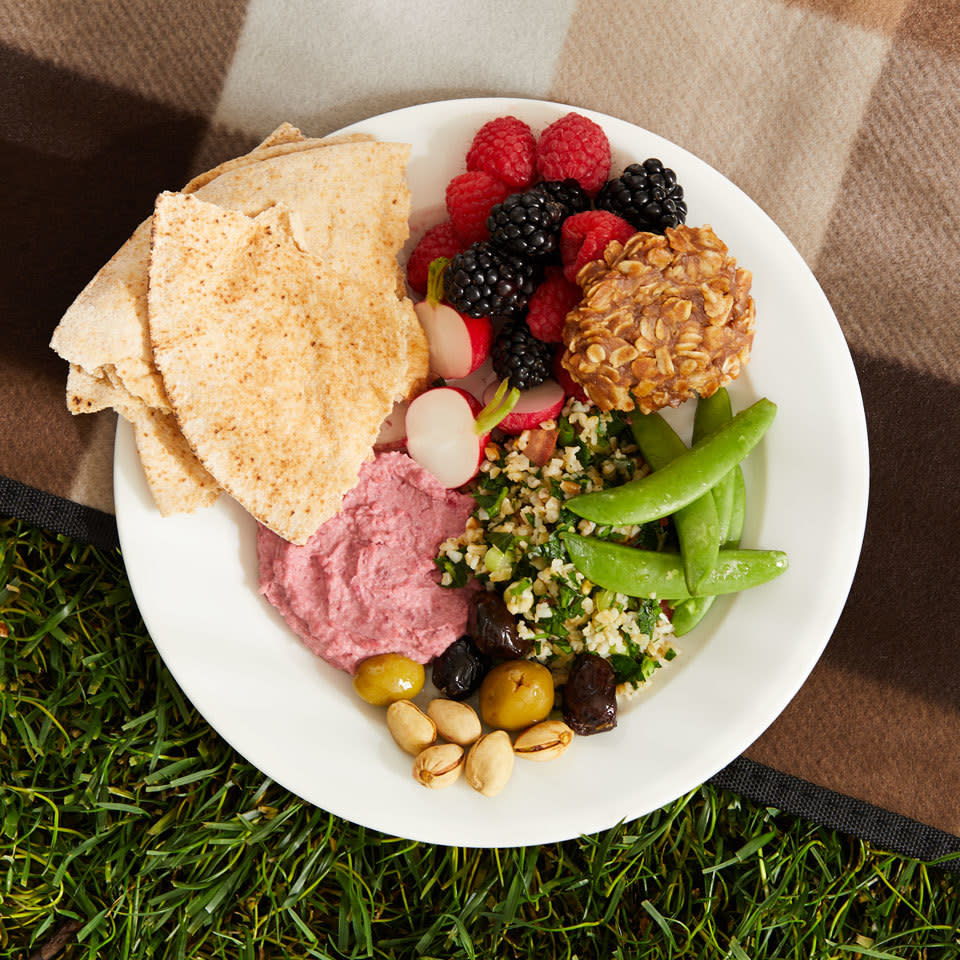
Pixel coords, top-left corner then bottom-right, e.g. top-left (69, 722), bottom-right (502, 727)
top-left (147, 193), bottom-right (419, 542)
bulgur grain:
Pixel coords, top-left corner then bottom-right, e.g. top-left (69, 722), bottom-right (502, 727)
top-left (437, 398), bottom-right (678, 699)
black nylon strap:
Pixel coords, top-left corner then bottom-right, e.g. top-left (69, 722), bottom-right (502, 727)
top-left (0, 475), bottom-right (119, 551)
top-left (709, 756), bottom-right (960, 873)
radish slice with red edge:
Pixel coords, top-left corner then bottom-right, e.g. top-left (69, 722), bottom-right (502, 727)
top-left (481, 379), bottom-right (565, 436)
top-left (405, 381), bottom-right (519, 488)
top-left (414, 258), bottom-right (492, 379)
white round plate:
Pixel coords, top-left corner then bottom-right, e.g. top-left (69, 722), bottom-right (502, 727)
top-left (115, 98), bottom-right (869, 847)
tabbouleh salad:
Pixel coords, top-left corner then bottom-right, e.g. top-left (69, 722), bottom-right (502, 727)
top-left (436, 398), bottom-right (678, 699)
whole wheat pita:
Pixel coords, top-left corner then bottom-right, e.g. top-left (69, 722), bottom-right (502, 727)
top-left (50, 128), bottom-right (379, 407)
top-left (67, 364), bottom-right (219, 513)
top-left (147, 193), bottom-right (420, 542)
top-left (50, 126), bottom-right (424, 518)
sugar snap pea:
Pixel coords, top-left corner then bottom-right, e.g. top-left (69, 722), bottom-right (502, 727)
top-left (726, 466), bottom-right (746, 544)
top-left (672, 445), bottom-right (750, 634)
top-left (693, 387), bottom-right (734, 441)
top-left (668, 593), bottom-right (712, 636)
top-left (692, 388), bottom-right (738, 540)
top-left (566, 398), bottom-right (776, 526)
top-left (630, 412), bottom-right (720, 594)
top-left (561, 533), bottom-right (788, 600)
top-left (671, 389), bottom-right (742, 635)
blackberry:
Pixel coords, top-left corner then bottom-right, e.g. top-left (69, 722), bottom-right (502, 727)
top-left (533, 178), bottom-right (591, 218)
top-left (487, 190), bottom-right (565, 258)
top-left (491, 323), bottom-right (553, 391)
top-left (444, 241), bottom-right (538, 319)
top-left (595, 159), bottom-right (687, 234)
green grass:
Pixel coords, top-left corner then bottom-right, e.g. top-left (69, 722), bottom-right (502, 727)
top-left (1, 516), bottom-right (958, 959)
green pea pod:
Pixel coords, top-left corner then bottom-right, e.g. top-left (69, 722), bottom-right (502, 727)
top-left (692, 388), bottom-right (733, 439)
top-left (672, 470), bottom-right (748, 635)
top-left (671, 389), bottom-right (740, 635)
top-left (561, 533), bottom-right (787, 600)
top-left (692, 388), bottom-right (739, 543)
top-left (726, 467), bottom-right (746, 544)
top-left (669, 595), bottom-right (713, 636)
top-left (630, 412), bottom-right (720, 594)
top-left (566, 398), bottom-right (776, 526)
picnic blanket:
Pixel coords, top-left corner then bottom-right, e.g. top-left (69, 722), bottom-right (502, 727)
top-left (1, 0), bottom-right (958, 859)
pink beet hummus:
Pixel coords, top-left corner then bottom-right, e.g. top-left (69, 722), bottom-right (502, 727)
top-left (257, 451), bottom-right (475, 673)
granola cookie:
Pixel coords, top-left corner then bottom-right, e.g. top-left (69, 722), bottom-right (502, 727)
top-left (561, 224), bottom-right (755, 413)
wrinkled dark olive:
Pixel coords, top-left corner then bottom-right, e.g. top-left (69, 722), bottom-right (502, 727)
top-left (563, 654), bottom-right (617, 735)
top-left (431, 637), bottom-right (490, 701)
top-left (469, 592), bottom-right (531, 660)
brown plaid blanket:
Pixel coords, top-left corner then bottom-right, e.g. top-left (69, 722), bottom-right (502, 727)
top-left (1, 0), bottom-right (958, 854)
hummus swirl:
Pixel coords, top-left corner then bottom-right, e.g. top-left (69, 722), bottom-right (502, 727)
top-left (257, 451), bottom-right (475, 673)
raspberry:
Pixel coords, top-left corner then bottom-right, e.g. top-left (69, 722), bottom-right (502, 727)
top-left (560, 210), bottom-right (636, 283)
top-left (536, 113), bottom-right (611, 194)
top-left (527, 266), bottom-right (581, 343)
top-left (406, 221), bottom-right (462, 295)
top-left (445, 171), bottom-right (512, 245)
top-left (466, 116), bottom-right (537, 190)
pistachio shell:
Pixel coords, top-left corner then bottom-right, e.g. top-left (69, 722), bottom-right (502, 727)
top-left (465, 730), bottom-right (514, 797)
top-left (513, 720), bottom-right (574, 761)
top-left (413, 743), bottom-right (464, 789)
top-left (386, 700), bottom-right (437, 755)
top-left (427, 699), bottom-right (482, 746)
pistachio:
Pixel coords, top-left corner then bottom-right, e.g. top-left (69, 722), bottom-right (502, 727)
top-left (427, 699), bottom-right (482, 746)
top-left (465, 730), bottom-right (514, 797)
top-left (513, 720), bottom-right (574, 762)
top-left (413, 743), bottom-right (464, 789)
top-left (386, 700), bottom-right (437, 755)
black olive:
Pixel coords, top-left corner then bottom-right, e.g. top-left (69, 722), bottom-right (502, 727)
top-left (431, 637), bottom-right (490, 701)
top-left (468, 592), bottom-right (531, 660)
top-left (563, 654), bottom-right (617, 735)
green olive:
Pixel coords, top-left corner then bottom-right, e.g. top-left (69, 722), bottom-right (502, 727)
top-left (479, 661), bottom-right (554, 731)
top-left (353, 653), bottom-right (425, 707)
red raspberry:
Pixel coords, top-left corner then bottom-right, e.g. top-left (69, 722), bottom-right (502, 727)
top-left (445, 171), bottom-right (512, 245)
top-left (466, 116), bottom-right (537, 189)
top-left (406, 220), bottom-right (462, 295)
top-left (560, 210), bottom-right (636, 283)
top-left (536, 113), bottom-right (611, 194)
top-left (526, 266), bottom-right (581, 343)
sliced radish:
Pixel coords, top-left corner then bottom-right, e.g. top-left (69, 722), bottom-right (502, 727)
top-left (481, 379), bottom-right (565, 436)
top-left (414, 301), bottom-right (492, 379)
top-left (414, 257), bottom-right (492, 379)
top-left (552, 351), bottom-right (589, 402)
top-left (405, 388), bottom-right (485, 488)
top-left (405, 382), bottom-right (519, 488)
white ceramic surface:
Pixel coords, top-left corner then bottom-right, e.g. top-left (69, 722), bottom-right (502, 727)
top-left (114, 98), bottom-right (869, 847)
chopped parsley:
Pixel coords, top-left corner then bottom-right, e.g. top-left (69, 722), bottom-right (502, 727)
top-left (609, 653), bottom-right (660, 687)
top-left (434, 555), bottom-right (468, 588)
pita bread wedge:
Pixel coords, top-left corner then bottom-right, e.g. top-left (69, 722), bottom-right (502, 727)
top-left (132, 408), bottom-right (221, 514)
top-left (181, 129), bottom-right (373, 192)
top-left (147, 192), bottom-right (417, 543)
top-left (52, 128), bottom-right (421, 517)
top-left (52, 123), bottom-right (305, 402)
top-left (51, 136), bottom-right (413, 409)
top-left (51, 128), bottom-right (366, 405)
top-left (67, 364), bottom-right (220, 513)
